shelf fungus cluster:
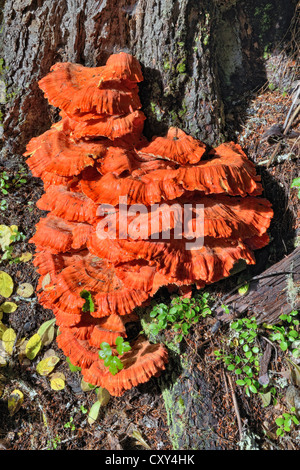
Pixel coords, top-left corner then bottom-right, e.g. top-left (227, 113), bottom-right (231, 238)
top-left (25, 52), bottom-right (273, 396)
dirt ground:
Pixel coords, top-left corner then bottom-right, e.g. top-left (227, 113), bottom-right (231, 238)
top-left (0, 45), bottom-right (299, 451)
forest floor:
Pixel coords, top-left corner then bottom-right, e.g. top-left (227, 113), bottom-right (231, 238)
top-left (0, 51), bottom-right (299, 452)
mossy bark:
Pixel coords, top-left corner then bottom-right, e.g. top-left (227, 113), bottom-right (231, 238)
top-left (0, 0), bottom-right (296, 156)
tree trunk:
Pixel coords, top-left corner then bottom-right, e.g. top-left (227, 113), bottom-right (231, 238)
top-left (2, 0), bottom-right (295, 157)
top-left (0, 0), bottom-right (297, 450)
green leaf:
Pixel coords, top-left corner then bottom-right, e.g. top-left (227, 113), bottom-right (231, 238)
top-left (275, 417), bottom-right (284, 426)
top-left (238, 284), bottom-right (249, 296)
top-left (249, 384), bottom-right (258, 393)
top-left (236, 379), bottom-right (246, 386)
top-left (280, 341), bottom-right (288, 351)
top-left (259, 391), bottom-right (272, 407)
top-left (66, 357), bottom-right (81, 372)
top-left (87, 400), bottom-right (101, 425)
top-left (291, 177), bottom-right (300, 188)
top-left (115, 336), bottom-right (131, 355)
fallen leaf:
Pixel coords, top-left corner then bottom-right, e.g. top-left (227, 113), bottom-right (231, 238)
top-left (96, 387), bottom-right (110, 406)
top-left (0, 321), bottom-right (7, 340)
top-left (132, 429), bottom-right (151, 449)
top-left (19, 252), bottom-right (33, 263)
top-left (259, 391), bottom-right (272, 408)
top-left (50, 372), bottom-right (65, 391)
top-left (87, 400), bottom-right (101, 425)
top-left (7, 389), bottom-right (24, 416)
top-left (16, 283), bottom-right (34, 298)
top-left (0, 302), bottom-right (18, 314)
top-left (0, 225), bottom-right (13, 251)
top-left (0, 271), bottom-right (14, 298)
top-left (2, 328), bottom-right (17, 355)
top-left (8, 389), bottom-right (24, 416)
top-left (80, 378), bottom-right (95, 392)
top-left (37, 318), bottom-right (56, 346)
top-left (25, 333), bottom-right (42, 360)
top-left (36, 355), bottom-right (60, 376)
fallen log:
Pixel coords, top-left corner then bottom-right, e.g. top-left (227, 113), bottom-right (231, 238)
top-left (214, 246), bottom-right (300, 325)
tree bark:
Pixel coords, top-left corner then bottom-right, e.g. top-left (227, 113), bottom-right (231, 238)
top-left (1, 0), bottom-right (295, 158)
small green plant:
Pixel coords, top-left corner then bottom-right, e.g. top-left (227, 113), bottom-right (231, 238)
top-left (12, 166), bottom-right (27, 188)
top-left (80, 404), bottom-right (88, 414)
top-left (0, 171), bottom-right (9, 195)
top-left (149, 293), bottom-right (212, 342)
top-left (291, 177), bottom-right (300, 199)
top-left (66, 356), bottom-right (81, 372)
top-left (214, 317), bottom-right (262, 396)
top-left (267, 311), bottom-right (299, 357)
top-left (0, 199), bottom-right (7, 211)
top-left (47, 435), bottom-right (61, 450)
top-left (64, 416), bottom-right (76, 431)
top-left (1, 229), bottom-right (26, 263)
top-left (98, 336), bottom-right (131, 376)
top-left (275, 408), bottom-right (300, 437)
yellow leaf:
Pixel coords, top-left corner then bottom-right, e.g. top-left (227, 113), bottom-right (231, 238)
top-left (0, 302), bottom-right (18, 314)
top-left (37, 318), bottom-right (56, 346)
top-left (19, 252), bottom-right (33, 263)
top-left (96, 387), bottom-right (110, 406)
top-left (50, 377), bottom-right (65, 391)
top-left (2, 328), bottom-right (17, 355)
top-left (36, 355), bottom-right (60, 376)
top-left (132, 429), bottom-right (151, 450)
top-left (9, 225), bottom-right (19, 236)
top-left (0, 321), bottom-right (7, 340)
top-left (8, 389), bottom-right (24, 416)
top-left (80, 378), bottom-right (95, 392)
top-left (25, 333), bottom-right (42, 360)
top-left (16, 283), bottom-right (34, 298)
top-left (0, 225), bottom-right (13, 251)
top-left (0, 271), bottom-right (14, 298)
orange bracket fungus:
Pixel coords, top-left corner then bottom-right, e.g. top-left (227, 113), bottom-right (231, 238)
top-left (25, 52), bottom-right (273, 396)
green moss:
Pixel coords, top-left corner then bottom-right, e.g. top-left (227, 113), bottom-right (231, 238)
top-left (176, 61), bottom-right (186, 74)
top-left (163, 60), bottom-right (171, 72)
top-left (149, 101), bottom-right (163, 122)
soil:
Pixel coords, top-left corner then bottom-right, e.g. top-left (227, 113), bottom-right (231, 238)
top-left (0, 48), bottom-right (299, 451)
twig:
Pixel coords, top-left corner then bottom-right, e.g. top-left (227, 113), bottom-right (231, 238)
top-left (226, 373), bottom-right (243, 441)
top-left (267, 88), bottom-right (300, 168)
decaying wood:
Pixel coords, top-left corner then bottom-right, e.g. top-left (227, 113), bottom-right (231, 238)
top-left (215, 246), bottom-right (300, 325)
